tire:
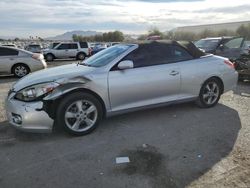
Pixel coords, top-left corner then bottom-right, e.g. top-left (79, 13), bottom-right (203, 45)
top-left (12, 64), bottom-right (30, 78)
top-left (45, 53), bottom-right (54, 61)
top-left (196, 78), bottom-right (222, 108)
top-left (56, 92), bottom-right (103, 136)
top-left (76, 53), bottom-right (85, 60)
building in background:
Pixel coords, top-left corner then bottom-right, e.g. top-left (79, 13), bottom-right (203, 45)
top-left (173, 20), bottom-right (250, 34)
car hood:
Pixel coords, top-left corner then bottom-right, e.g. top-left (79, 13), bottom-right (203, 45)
top-left (12, 64), bottom-right (96, 91)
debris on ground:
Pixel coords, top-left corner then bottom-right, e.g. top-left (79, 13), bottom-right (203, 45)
top-left (116, 157), bottom-right (130, 164)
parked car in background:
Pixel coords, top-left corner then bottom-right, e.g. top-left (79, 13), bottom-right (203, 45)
top-left (244, 41), bottom-right (250, 54)
top-left (0, 46), bottom-right (47, 77)
top-left (6, 41), bottom-right (238, 136)
top-left (107, 42), bottom-right (120, 47)
top-left (194, 37), bottom-right (245, 59)
top-left (195, 37), bottom-right (250, 81)
top-left (2, 44), bottom-right (17, 48)
top-left (147, 35), bottom-right (161, 41)
top-left (111, 42), bottom-right (120, 46)
top-left (25, 44), bottom-right (42, 53)
top-left (42, 42), bottom-right (91, 61)
top-left (91, 43), bottom-right (107, 55)
top-left (234, 54), bottom-right (250, 80)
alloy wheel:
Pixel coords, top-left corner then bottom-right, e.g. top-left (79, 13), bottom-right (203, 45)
top-left (202, 82), bottom-right (220, 105)
top-left (64, 100), bottom-right (98, 132)
top-left (14, 65), bottom-right (28, 77)
top-left (78, 54), bottom-right (85, 60)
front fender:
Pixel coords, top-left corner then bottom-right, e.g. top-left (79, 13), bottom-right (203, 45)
top-left (42, 74), bottom-right (110, 116)
top-left (43, 76), bottom-right (91, 100)
top-left (43, 84), bottom-right (86, 101)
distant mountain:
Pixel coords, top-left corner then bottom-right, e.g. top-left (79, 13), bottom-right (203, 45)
top-left (46, 30), bottom-right (102, 41)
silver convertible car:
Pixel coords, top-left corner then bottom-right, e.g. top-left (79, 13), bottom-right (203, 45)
top-left (6, 41), bottom-right (238, 135)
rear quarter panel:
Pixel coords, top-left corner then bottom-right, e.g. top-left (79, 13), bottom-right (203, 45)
top-left (15, 56), bottom-right (44, 72)
top-left (27, 59), bottom-right (45, 72)
top-left (78, 43), bottom-right (89, 56)
top-left (178, 55), bottom-right (237, 97)
top-left (79, 48), bottom-right (89, 56)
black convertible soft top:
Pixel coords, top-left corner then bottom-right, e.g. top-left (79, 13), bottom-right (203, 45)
top-left (138, 40), bottom-right (205, 58)
top-left (177, 41), bottom-right (206, 58)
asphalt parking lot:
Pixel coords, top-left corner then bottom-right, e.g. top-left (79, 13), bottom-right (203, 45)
top-left (0, 60), bottom-right (250, 188)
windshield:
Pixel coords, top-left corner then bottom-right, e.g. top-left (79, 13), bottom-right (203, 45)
top-left (195, 39), bottom-right (220, 50)
top-left (82, 44), bottom-right (132, 67)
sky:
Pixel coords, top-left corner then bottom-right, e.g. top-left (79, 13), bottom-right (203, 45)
top-left (0, 0), bottom-right (250, 38)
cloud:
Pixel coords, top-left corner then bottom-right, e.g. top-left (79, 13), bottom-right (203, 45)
top-left (0, 0), bottom-right (249, 37)
top-left (194, 4), bottom-right (250, 14)
top-left (118, 0), bottom-right (204, 2)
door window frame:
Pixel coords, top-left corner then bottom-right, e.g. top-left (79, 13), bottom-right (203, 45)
top-left (69, 43), bottom-right (78, 49)
top-left (0, 47), bottom-right (19, 56)
top-left (56, 43), bottom-right (70, 50)
top-left (223, 37), bottom-right (245, 49)
top-left (110, 44), bottom-right (194, 71)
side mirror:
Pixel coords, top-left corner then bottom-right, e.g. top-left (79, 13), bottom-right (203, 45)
top-left (117, 60), bottom-right (134, 70)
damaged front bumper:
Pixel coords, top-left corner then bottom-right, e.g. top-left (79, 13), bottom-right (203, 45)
top-left (5, 92), bottom-right (54, 133)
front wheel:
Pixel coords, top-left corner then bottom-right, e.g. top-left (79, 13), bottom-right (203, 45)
top-left (196, 78), bottom-right (222, 108)
top-left (56, 92), bottom-right (103, 136)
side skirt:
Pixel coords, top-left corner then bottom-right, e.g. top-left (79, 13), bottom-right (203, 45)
top-left (106, 97), bottom-right (197, 117)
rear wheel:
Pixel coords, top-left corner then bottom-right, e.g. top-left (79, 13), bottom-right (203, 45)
top-left (13, 64), bottom-right (30, 78)
top-left (56, 92), bottom-right (103, 136)
top-left (76, 53), bottom-right (85, 60)
top-left (45, 53), bottom-right (54, 61)
top-left (196, 78), bottom-right (222, 108)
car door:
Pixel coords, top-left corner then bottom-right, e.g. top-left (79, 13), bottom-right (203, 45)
top-left (54, 43), bottom-right (70, 58)
top-left (216, 37), bottom-right (245, 59)
top-left (67, 43), bottom-right (78, 57)
top-left (108, 43), bottom-right (183, 112)
top-left (0, 47), bottom-right (18, 74)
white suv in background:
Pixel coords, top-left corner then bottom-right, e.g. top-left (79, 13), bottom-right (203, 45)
top-left (43, 42), bottom-right (91, 61)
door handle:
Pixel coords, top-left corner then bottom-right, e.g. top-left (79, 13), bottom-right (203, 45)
top-left (9, 58), bottom-right (14, 60)
top-left (170, 70), bottom-right (179, 76)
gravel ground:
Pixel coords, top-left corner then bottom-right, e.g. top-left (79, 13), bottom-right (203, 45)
top-left (0, 61), bottom-right (249, 188)
top-left (189, 82), bottom-right (250, 187)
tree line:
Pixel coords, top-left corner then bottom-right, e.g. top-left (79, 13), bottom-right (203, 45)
top-left (72, 31), bottom-right (124, 42)
top-left (138, 24), bottom-right (250, 41)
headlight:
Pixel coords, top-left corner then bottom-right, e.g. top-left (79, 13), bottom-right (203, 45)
top-left (15, 82), bottom-right (60, 102)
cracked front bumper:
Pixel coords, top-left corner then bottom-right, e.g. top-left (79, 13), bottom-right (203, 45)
top-left (5, 93), bottom-right (54, 133)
